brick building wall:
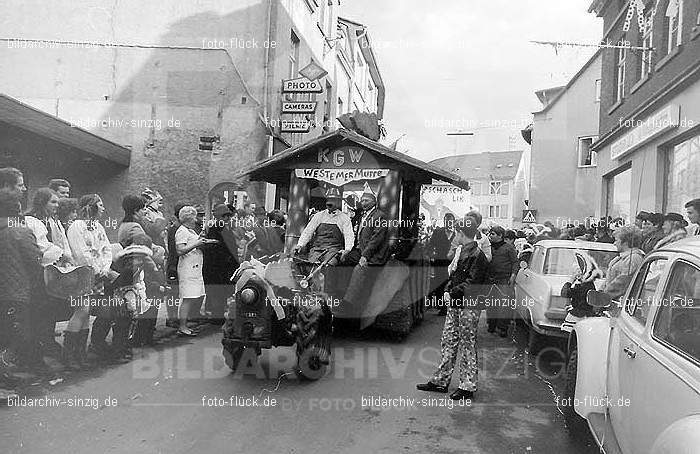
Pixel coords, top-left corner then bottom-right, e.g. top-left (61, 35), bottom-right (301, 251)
top-left (597, 0), bottom-right (700, 135)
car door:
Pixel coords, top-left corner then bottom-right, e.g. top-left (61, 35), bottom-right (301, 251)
top-left (515, 245), bottom-right (549, 325)
top-left (607, 255), bottom-right (670, 452)
top-left (626, 256), bottom-right (700, 454)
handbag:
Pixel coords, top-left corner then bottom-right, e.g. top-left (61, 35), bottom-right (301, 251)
top-left (43, 264), bottom-right (95, 300)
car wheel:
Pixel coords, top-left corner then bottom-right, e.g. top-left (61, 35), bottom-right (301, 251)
top-left (563, 349), bottom-right (590, 441)
top-left (222, 345), bottom-right (245, 372)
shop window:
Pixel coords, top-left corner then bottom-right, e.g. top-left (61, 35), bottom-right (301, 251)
top-left (666, 135), bottom-right (700, 213)
top-left (578, 136), bottom-right (598, 167)
top-left (605, 166), bottom-right (632, 222)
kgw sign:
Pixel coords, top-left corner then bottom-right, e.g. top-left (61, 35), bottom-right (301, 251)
top-left (281, 101), bottom-right (317, 114)
top-left (282, 77), bottom-right (323, 94)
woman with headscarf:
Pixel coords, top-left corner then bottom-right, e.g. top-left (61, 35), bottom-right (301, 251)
top-left (24, 188), bottom-right (73, 359)
top-left (66, 194), bottom-right (113, 368)
top-left (654, 213), bottom-right (688, 250)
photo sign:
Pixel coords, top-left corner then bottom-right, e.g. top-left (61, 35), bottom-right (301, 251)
top-left (295, 168), bottom-right (389, 186)
top-left (282, 77), bottom-right (323, 93)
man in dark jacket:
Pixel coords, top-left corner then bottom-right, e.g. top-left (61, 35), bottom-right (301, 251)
top-left (641, 212), bottom-right (665, 253)
top-left (203, 204), bottom-right (240, 325)
top-left (428, 213), bottom-right (456, 315)
top-left (0, 189), bottom-right (45, 372)
top-left (486, 225), bottom-right (519, 337)
top-left (343, 193), bottom-right (390, 307)
top-left (417, 216), bottom-right (488, 400)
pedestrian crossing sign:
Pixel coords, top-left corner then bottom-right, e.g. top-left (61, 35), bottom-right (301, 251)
top-left (522, 210), bottom-right (537, 223)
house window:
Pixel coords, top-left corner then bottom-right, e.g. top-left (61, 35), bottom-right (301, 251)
top-left (289, 31), bottom-right (300, 78)
top-left (666, 0), bottom-right (683, 54)
top-left (488, 205), bottom-right (501, 219)
top-left (470, 182), bottom-right (481, 196)
top-left (615, 37), bottom-right (627, 103)
top-left (578, 136), bottom-right (598, 167)
top-left (595, 79), bottom-right (601, 102)
top-left (489, 181), bottom-right (504, 195)
top-left (640, 11), bottom-right (654, 76)
top-left (499, 204), bottom-right (508, 219)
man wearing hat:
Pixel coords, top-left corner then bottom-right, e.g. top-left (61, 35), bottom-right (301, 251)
top-left (342, 191), bottom-right (390, 306)
top-left (294, 185), bottom-right (354, 265)
top-left (655, 212), bottom-right (688, 249)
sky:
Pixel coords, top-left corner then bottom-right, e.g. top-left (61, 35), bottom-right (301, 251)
top-left (341, 0), bottom-right (603, 162)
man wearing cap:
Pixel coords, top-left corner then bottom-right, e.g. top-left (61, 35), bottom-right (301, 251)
top-left (634, 211), bottom-right (652, 229)
top-left (343, 191), bottom-right (390, 306)
top-left (685, 198), bottom-right (700, 236)
top-left (294, 186), bottom-right (354, 265)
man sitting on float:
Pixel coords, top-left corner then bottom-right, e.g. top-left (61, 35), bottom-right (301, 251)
top-left (293, 186), bottom-right (354, 267)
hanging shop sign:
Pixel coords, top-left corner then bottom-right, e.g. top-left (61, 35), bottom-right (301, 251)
top-left (295, 168), bottom-right (389, 186)
top-left (610, 104), bottom-right (680, 160)
top-left (282, 77), bottom-right (323, 93)
top-left (281, 101), bottom-right (318, 114)
top-left (281, 120), bottom-right (312, 133)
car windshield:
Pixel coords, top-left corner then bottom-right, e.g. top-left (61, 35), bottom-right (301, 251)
top-left (543, 248), bottom-right (618, 276)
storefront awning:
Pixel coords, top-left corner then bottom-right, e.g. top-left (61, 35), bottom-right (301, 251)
top-left (0, 94), bottom-right (131, 166)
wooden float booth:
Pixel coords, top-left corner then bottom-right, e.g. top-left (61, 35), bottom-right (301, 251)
top-left (238, 129), bottom-right (469, 335)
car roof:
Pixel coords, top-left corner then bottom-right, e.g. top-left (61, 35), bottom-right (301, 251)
top-left (534, 239), bottom-right (618, 251)
top-left (653, 236), bottom-right (700, 257)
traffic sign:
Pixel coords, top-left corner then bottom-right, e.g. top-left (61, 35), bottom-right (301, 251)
top-left (281, 101), bottom-right (318, 114)
top-left (522, 210), bottom-right (537, 223)
top-left (282, 77), bottom-right (323, 93)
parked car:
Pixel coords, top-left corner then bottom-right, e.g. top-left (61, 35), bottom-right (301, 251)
top-left (564, 236), bottom-right (700, 453)
top-left (514, 240), bottom-right (618, 350)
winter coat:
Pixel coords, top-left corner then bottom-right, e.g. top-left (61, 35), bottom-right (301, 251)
top-left (0, 217), bottom-right (43, 305)
top-left (654, 228), bottom-right (688, 250)
top-left (641, 228), bottom-right (666, 253)
top-left (488, 240), bottom-right (518, 283)
top-left (445, 241), bottom-right (489, 307)
top-left (605, 248), bottom-right (645, 299)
